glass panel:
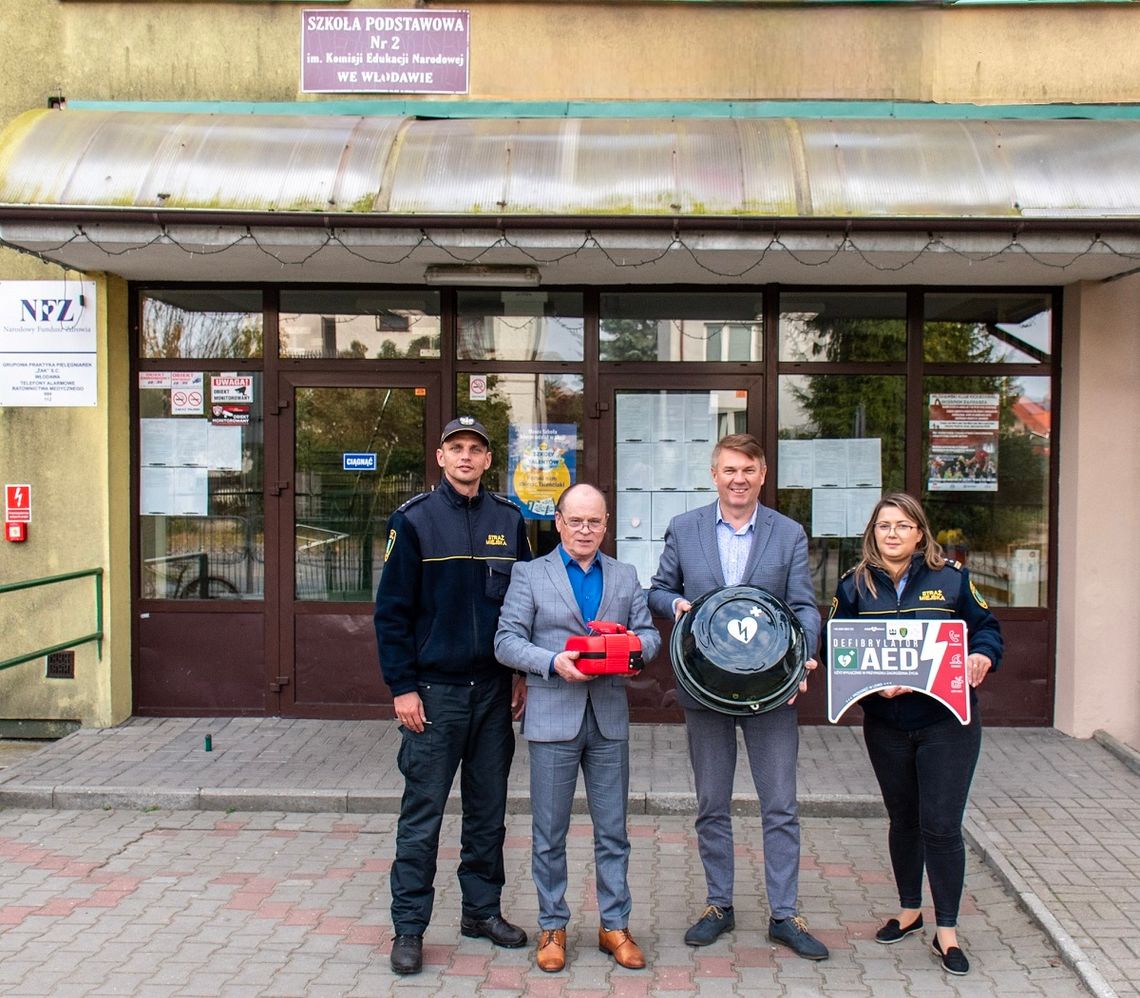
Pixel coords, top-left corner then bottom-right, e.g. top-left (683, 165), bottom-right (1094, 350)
top-left (140, 290), bottom-right (262, 359)
top-left (924, 293), bottom-right (1052, 364)
top-left (456, 373), bottom-right (585, 557)
top-left (457, 291), bottom-right (583, 361)
top-left (294, 387), bottom-right (426, 601)
top-left (600, 292), bottom-right (764, 362)
top-left (613, 389), bottom-right (747, 587)
top-left (776, 373), bottom-right (906, 602)
top-left (279, 290), bottom-right (441, 359)
top-left (139, 372), bottom-right (264, 599)
top-left (923, 375), bottom-right (1051, 608)
top-left (779, 292), bottom-right (907, 363)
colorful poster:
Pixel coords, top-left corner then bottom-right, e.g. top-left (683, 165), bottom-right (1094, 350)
top-left (827, 618), bottom-right (970, 724)
top-left (928, 393), bottom-right (999, 492)
top-left (508, 423), bottom-right (576, 520)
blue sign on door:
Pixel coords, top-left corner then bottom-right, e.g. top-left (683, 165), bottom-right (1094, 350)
top-left (343, 452), bottom-right (377, 471)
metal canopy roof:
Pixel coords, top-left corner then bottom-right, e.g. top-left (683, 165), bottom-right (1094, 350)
top-left (2, 109), bottom-right (1139, 285)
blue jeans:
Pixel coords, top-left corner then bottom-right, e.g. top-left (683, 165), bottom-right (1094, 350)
top-left (863, 711), bottom-right (982, 928)
top-left (390, 675), bottom-right (515, 935)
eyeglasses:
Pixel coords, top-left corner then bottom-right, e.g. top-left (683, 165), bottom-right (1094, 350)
top-left (560, 516), bottom-right (607, 533)
top-left (874, 522), bottom-right (916, 536)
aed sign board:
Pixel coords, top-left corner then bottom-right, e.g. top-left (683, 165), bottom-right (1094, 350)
top-left (300, 8), bottom-right (470, 94)
top-left (826, 618), bottom-right (970, 725)
top-left (0, 281), bottom-right (98, 407)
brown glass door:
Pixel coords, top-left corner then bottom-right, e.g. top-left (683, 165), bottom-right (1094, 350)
top-left (274, 373), bottom-right (440, 717)
top-left (597, 375), bottom-right (765, 722)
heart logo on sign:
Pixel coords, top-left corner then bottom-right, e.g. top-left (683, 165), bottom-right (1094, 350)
top-left (728, 617), bottom-right (758, 643)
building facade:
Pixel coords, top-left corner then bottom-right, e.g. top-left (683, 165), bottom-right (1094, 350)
top-left (0, 0), bottom-right (1137, 743)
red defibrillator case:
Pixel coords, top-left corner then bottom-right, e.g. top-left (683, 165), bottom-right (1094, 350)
top-left (565, 621), bottom-right (644, 675)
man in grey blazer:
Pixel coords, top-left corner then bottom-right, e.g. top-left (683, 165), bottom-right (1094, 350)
top-left (648, 433), bottom-right (828, 961)
top-left (495, 484), bottom-right (661, 974)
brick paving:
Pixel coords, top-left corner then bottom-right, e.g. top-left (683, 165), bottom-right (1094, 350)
top-left (0, 720), bottom-right (1135, 996)
top-left (0, 810), bottom-right (1089, 997)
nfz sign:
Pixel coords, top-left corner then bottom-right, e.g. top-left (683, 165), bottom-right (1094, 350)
top-left (0, 281), bottom-right (98, 407)
top-left (343, 452), bottom-right (377, 471)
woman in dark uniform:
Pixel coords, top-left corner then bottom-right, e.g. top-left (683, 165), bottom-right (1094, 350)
top-left (830, 492), bottom-right (1002, 976)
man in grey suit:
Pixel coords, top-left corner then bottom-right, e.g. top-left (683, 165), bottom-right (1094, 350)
top-left (648, 433), bottom-right (828, 961)
top-left (495, 483), bottom-right (661, 974)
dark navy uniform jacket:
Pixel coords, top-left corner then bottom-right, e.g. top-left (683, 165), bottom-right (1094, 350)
top-left (374, 477), bottom-right (531, 697)
top-left (830, 554), bottom-right (1003, 730)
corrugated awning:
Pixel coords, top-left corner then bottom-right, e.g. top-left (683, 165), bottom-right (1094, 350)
top-left (2, 109), bottom-right (1139, 285)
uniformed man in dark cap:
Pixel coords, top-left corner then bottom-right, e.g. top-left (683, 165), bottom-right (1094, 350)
top-left (375, 416), bottom-right (532, 975)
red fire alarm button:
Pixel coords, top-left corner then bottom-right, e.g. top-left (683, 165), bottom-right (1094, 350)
top-left (5, 522), bottom-right (27, 542)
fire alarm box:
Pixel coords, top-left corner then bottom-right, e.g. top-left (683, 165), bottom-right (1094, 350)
top-left (565, 621), bottom-right (644, 675)
top-left (5, 522), bottom-right (27, 543)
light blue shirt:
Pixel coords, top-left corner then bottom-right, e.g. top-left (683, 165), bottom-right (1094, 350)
top-left (715, 502), bottom-right (759, 586)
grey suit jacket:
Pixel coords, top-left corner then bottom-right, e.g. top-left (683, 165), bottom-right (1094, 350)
top-left (495, 548), bottom-right (661, 743)
top-left (648, 500), bottom-right (821, 712)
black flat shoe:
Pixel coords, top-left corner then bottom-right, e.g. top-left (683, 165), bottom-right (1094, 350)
top-left (932, 935), bottom-right (970, 975)
top-left (390, 934), bottom-right (423, 975)
top-left (876, 914), bottom-right (923, 944)
top-left (460, 913), bottom-right (528, 948)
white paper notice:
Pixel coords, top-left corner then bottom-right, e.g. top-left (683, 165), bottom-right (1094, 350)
top-left (616, 539), bottom-right (660, 591)
top-left (846, 488), bottom-right (881, 534)
top-left (140, 466), bottom-right (209, 516)
top-left (141, 418), bottom-right (209, 467)
top-left (686, 442), bottom-right (713, 490)
top-left (847, 438), bottom-right (882, 488)
top-left (812, 489), bottom-right (848, 537)
top-left (617, 442), bottom-right (654, 490)
top-left (652, 491), bottom-right (688, 540)
top-left (777, 440), bottom-right (814, 489)
top-left (654, 443), bottom-right (685, 491)
top-left (813, 439), bottom-right (849, 488)
top-left (616, 394), bottom-right (655, 442)
top-left (617, 492), bottom-right (652, 540)
top-left (207, 424), bottom-right (243, 471)
top-left (657, 394), bottom-right (687, 441)
top-left (684, 393), bottom-right (716, 441)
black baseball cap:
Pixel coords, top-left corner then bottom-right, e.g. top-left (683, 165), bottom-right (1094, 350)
top-left (440, 416), bottom-right (491, 446)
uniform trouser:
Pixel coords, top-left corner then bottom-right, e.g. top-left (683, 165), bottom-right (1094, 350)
top-left (862, 711), bottom-right (982, 928)
top-left (685, 705), bottom-right (801, 919)
top-left (390, 674), bottom-right (515, 936)
top-left (529, 699), bottom-right (632, 931)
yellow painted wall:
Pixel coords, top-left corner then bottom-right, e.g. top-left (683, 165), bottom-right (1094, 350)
top-left (0, 272), bottom-right (131, 727)
top-left (1, 2), bottom-right (1137, 106)
top-left (1056, 277), bottom-right (1140, 744)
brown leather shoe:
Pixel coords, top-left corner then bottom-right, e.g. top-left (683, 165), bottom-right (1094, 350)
top-left (598, 927), bottom-right (646, 969)
top-left (536, 928), bottom-right (567, 973)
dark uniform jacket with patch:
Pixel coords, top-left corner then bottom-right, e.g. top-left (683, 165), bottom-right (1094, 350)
top-left (374, 477), bottom-right (531, 697)
top-left (830, 554), bottom-right (1003, 730)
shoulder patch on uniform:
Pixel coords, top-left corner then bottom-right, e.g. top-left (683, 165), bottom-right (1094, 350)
top-left (396, 492), bottom-right (431, 513)
top-left (384, 528), bottom-right (397, 562)
top-left (970, 579), bottom-right (989, 609)
top-left (489, 491), bottom-right (521, 509)
top-left (839, 565), bottom-right (857, 580)
top-left (946, 559), bottom-right (963, 571)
